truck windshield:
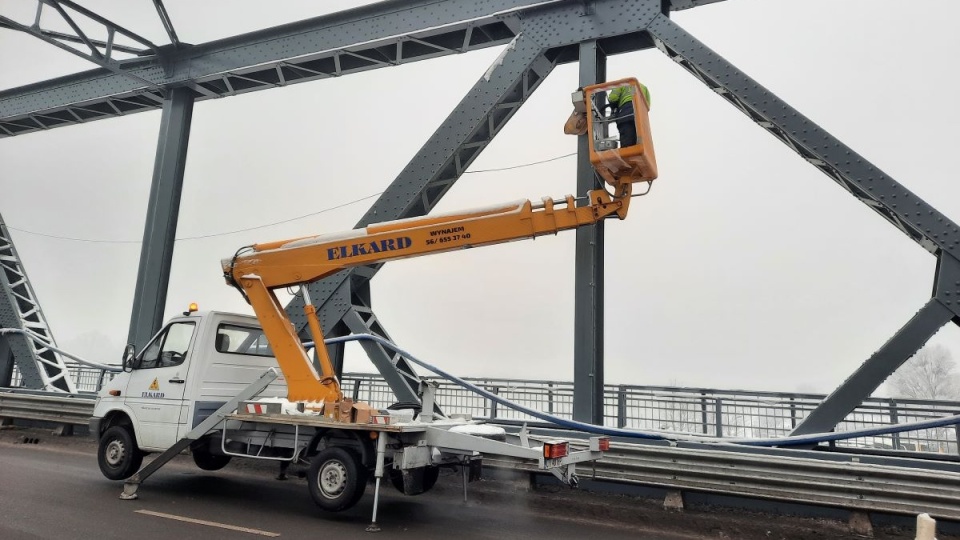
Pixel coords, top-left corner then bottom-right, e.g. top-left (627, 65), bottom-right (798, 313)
top-left (138, 321), bottom-right (196, 369)
top-left (215, 324), bottom-right (274, 357)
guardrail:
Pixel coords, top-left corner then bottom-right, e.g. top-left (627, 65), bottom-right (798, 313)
top-left (492, 441), bottom-right (960, 521)
top-left (0, 391), bottom-right (94, 426)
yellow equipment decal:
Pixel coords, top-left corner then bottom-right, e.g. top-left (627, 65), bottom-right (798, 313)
top-left (149, 378), bottom-right (160, 391)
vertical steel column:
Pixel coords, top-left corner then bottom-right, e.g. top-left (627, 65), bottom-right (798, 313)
top-left (127, 87), bottom-right (194, 350)
top-left (0, 337), bottom-right (12, 387)
top-left (573, 40), bottom-right (606, 425)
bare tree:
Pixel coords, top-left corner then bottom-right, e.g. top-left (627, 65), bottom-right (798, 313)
top-left (888, 344), bottom-right (960, 400)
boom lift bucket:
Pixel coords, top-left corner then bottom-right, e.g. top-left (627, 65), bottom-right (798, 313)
top-left (574, 78), bottom-right (658, 187)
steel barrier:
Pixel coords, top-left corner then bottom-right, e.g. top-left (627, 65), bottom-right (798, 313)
top-left (489, 440), bottom-right (960, 521)
top-left (0, 391), bottom-right (94, 425)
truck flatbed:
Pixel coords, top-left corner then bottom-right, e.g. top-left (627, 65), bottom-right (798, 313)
top-left (228, 412), bottom-right (426, 433)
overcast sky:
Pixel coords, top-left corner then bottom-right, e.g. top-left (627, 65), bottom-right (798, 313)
top-left (1, 0), bottom-right (958, 394)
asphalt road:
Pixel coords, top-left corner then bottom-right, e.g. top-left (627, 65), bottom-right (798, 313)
top-left (0, 428), bottom-right (704, 540)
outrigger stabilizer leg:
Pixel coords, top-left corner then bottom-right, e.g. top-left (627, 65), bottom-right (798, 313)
top-left (120, 368), bottom-right (280, 500)
top-left (366, 431), bottom-right (389, 532)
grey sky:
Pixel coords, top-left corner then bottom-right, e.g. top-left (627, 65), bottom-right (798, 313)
top-left (1, 0), bottom-right (958, 394)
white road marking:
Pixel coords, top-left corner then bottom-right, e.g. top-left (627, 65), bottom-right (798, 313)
top-left (135, 509), bottom-right (280, 537)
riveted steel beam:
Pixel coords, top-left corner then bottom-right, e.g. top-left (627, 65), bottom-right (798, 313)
top-left (791, 253), bottom-right (960, 436)
top-left (127, 88), bottom-right (194, 350)
top-left (645, 14), bottom-right (960, 434)
top-left (0, 0), bottom-right (718, 138)
top-left (573, 40), bottom-right (607, 424)
top-left (647, 14), bottom-right (960, 266)
top-left (0, 212), bottom-right (75, 391)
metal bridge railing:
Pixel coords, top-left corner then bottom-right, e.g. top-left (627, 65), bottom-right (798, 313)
top-left (11, 364), bottom-right (115, 394)
top-left (6, 366), bottom-right (959, 455)
top-left (343, 373), bottom-right (960, 456)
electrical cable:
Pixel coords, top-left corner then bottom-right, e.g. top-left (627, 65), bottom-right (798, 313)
top-left (5, 152), bottom-right (579, 244)
top-left (464, 152), bottom-right (576, 173)
top-left (5, 192), bottom-right (383, 244)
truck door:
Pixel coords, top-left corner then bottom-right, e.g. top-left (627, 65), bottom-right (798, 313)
top-left (125, 320), bottom-right (195, 449)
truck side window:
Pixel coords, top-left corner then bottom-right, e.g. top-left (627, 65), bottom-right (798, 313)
top-left (216, 324), bottom-right (274, 357)
top-left (137, 322), bottom-right (196, 369)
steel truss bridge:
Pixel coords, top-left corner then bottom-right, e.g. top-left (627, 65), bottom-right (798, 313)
top-left (2, 0), bottom-right (960, 497)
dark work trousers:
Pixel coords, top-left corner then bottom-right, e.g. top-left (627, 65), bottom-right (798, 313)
top-left (614, 101), bottom-right (637, 147)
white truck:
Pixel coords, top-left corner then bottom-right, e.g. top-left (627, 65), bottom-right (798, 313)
top-left (91, 78), bottom-right (654, 526)
top-left (90, 310), bottom-right (609, 525)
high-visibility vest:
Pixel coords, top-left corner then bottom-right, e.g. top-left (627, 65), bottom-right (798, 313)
top-left (609, 84), bottom-right (651, 108)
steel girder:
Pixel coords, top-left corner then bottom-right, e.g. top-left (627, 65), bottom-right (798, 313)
top-left (0, 0), bottom-right (533, 138)
top-left (0, 0), bottom-right (717, 138)
top-left (0, 213), bottom-right (75, 392)
top-left (645, 15), bottom-right (960, 434)
top-left (127, 88), bottom-right (194, 350)
top-left (0, 0), bottom-right (161, 63)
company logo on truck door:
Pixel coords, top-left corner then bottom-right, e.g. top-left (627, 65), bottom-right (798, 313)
top-left (326, 237), bottom-right (413, 260)
top-left (142, 378), bottom-right (164, 398)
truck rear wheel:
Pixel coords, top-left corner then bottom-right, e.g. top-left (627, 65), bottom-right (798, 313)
top-left (192, 447), bottom-right (232, 471)
top-left (97, 426), bottom-right (144, 480)
top-left (307, 447), bottom-right (367, 512)
top-left (389, 465), bottom-right (440, 495)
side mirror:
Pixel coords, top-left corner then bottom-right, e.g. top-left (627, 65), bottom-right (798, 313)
top-left (122, 344), bottom-right (136, 372)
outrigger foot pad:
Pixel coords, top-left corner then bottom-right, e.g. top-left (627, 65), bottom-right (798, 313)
top-left (120, 483), bottom-right (140, 500)
top-left (365, 523), bottom-right (381, 533)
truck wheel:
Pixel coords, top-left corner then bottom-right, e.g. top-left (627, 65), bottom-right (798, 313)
top-left (97, 426), bottom-right (144, 480)
top-left (307, 447), bottom-right (367, 512)
top-left (389, 465), bottom-right (440, 495)
top-left (192, 447), bottom-right (232, 471)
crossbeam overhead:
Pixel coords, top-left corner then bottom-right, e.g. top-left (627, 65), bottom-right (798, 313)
top-left (0, 0), bottom-right (161, 87)
top-left (0, 0), bottom-right (715, 138)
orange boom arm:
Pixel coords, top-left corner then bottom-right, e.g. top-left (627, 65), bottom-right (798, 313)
top-left (223, 79), bottom-right (658, 403)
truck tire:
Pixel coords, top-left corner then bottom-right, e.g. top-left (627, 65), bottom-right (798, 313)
top-left (97, 426), bottom-right (144, 480)
top-left (192, 447), bottom-right (232, 471)
top-left (307, 447), bottom-right (367, 512)
top-left (389, 465), bottom-right (440, 495)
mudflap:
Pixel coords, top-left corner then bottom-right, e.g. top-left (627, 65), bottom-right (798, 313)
top-left (468, 458), bottom-right (483, 482)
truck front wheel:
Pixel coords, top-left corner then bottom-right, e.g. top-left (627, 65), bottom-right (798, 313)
top-left (307, 447), bottom-right (367, 512)
top-left (97, 426), bottom-right (144, 480)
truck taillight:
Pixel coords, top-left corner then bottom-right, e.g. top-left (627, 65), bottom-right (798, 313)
top-left (598, 437), bottom-right (610, 451)
top-left (543, 441), bottom-right (569, 459)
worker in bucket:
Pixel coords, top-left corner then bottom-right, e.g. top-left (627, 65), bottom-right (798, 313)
top-left (607, 82), bottom-right (650, 148)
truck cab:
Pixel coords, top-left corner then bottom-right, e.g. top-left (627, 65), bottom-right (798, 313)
top-left (91, 311), bottom-right (287, 477)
